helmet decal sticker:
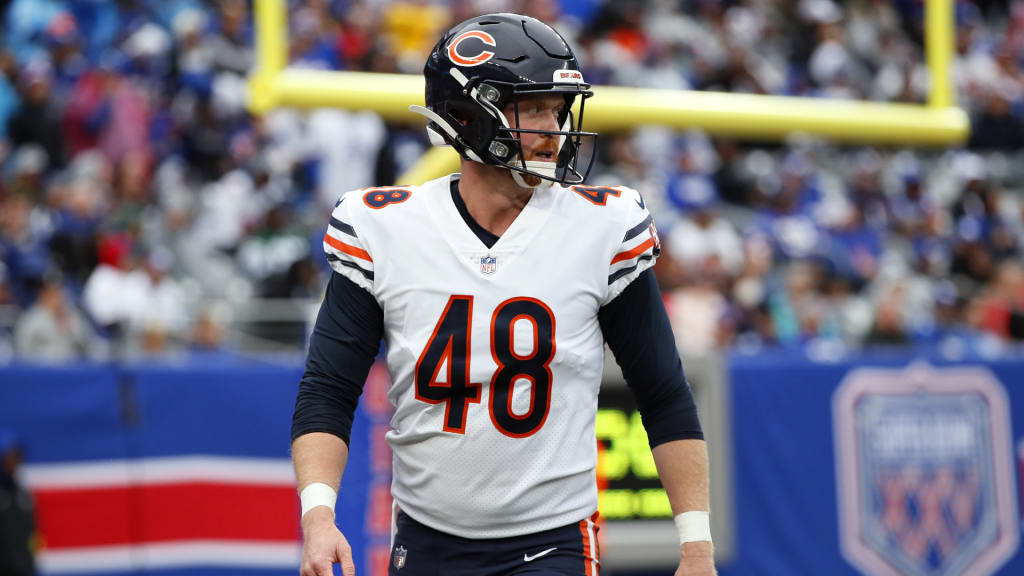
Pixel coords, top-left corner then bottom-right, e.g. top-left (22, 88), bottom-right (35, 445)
top-left (553, 70), bottom-right (584, 84)
top-left (447, 31), bottom-right (496, 67)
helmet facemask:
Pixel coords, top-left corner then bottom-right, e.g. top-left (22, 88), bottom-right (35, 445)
top-left (479, 81), bottom-right (598, 188)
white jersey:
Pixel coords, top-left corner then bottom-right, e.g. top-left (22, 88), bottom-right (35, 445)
top-left (323, 174), bottom-right (659, 538)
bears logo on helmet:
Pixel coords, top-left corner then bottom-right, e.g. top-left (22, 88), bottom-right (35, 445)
top-left (447, 30), bottom-right (497, 67)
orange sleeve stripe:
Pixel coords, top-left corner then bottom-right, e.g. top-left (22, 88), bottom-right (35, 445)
top-left (324, 233), bottom-right (373, 262)
top-left (610, 237), bottom-right (654, 265)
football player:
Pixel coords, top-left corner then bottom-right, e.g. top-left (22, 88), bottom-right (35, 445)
top-left (292, 13), bottom-right (714, 576)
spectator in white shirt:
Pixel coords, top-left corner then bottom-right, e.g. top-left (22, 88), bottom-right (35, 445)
top-left (14, 275), bottom-right (92, 361)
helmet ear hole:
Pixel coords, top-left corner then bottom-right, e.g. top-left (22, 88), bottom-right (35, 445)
top-left (449, 108), bottom-right (470, 126)
top-left (439, 100), bottom-right (503, 159)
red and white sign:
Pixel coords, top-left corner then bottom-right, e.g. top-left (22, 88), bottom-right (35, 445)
top-left (24, 456), bottom-right (300, 574)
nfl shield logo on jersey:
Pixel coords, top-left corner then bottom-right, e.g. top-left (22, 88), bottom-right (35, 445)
top-left (393, 545), bottom-right (407, 569)
top-left (833, 364), bottom-right (1019, 576)
top-left (480, 255), bottom-right (497, 275)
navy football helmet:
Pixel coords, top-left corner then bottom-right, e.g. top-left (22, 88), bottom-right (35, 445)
top-left (410, 13), bottom-right (596, 187)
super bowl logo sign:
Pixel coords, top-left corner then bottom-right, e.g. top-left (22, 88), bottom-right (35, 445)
top-left (833, 364), bottom-right (1019, 576)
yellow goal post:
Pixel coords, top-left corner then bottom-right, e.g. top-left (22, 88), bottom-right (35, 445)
top-left (246, 0), bottom-right (968, 185)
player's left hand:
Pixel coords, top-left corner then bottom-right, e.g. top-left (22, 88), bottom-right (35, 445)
top-left (674, 541), bottom-right (716, 576)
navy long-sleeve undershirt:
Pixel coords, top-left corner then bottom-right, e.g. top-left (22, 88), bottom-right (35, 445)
top-left (598, 268), bottom-right (704, 447)
top-left (291, 271), bottom-right (384, 446)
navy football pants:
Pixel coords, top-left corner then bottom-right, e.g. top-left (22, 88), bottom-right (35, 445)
top-left (387, 510), bottom-right (600, 576)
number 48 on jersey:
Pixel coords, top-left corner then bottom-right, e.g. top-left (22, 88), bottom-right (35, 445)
top-left (415, 295), bottom-right (556, 438)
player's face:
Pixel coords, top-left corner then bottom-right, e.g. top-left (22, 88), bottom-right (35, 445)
top-left (502, 94), bottom-right (567, 162)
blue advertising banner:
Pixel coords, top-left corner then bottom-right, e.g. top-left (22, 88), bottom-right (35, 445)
top-left (722, 354), bottom-right (1024, 576)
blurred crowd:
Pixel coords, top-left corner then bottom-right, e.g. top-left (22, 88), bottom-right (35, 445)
top-left (0, 0), bottom-right (1023, 363)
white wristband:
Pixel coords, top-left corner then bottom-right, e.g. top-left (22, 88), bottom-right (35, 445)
top-left (674, 511), bottom-right (712, 545)
top-left (300, 482), bottom-right (337, 519)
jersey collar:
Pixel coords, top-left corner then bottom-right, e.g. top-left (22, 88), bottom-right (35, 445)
top-left (427, 173), bottom-right (554, 276)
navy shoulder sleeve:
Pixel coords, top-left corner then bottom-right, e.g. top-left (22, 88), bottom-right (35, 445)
top-left (291, 272), bottom-right (384, 446)
top-left (598, 268), bottom-right (703, 448)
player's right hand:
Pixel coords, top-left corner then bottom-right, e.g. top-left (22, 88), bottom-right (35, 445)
top-left (300, 507), bottom-right (355, 576)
